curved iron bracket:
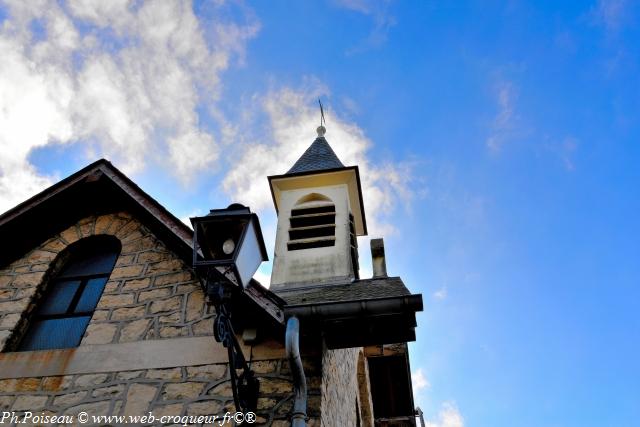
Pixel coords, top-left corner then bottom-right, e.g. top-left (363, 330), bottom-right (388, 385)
top-left (205, 272), bottom-right (259, 414)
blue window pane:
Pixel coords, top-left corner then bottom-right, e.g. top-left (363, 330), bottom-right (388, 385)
top-left (58, 244), bottom-right (119, 278)
top-left (75, 277), bottom-right (108, 312)
top-left (19, 317), bottom-right (91, 351)
top-left (36, 280), bottom-right (80, 315)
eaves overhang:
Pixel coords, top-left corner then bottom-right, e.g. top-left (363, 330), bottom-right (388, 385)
top-left (0, 159), bottom-right (194, 267)
top-left (282, 294), bottom-right (423, 350)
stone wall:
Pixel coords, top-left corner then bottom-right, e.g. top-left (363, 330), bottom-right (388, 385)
top-left (320, 347), bottom-right (360, 427)
top-left (0, 212), bottom-right (210, 351)
top-left (0, 211), bottom-right (376, 426)
top-left (0, 357), bottom-right (323, 426)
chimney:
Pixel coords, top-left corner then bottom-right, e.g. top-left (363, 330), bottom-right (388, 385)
top-left (370, 238), bottom-right (387, 278)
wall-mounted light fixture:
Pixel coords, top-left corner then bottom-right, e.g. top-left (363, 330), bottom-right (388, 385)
top-left (191, 203), bottom-right (268, 413)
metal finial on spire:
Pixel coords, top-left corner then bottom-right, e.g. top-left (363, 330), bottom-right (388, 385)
top-left (317, 99), bottom-right (326, 137)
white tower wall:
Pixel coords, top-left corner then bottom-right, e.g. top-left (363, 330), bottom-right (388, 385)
top-left (270, 184), bottom-right (356, 289)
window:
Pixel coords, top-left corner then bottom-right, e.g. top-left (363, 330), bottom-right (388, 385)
top-left (288, 193), bottom-right (336, 251)
top-left (368, 355), bottom-right (415, 426)
top-left (18, 236), bottom-right (121, 351)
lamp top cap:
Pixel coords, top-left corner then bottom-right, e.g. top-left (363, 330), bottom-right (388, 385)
top-left (207, 203), bottom-right (250, 217)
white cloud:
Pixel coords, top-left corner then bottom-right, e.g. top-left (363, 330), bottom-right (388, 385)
top-left (222, 81), bottom-right (415, 236)
top-left (252, 269), bottom-right (272, 288)
top-left (593, 0), bottom-right (628, 32)
top-left (433, 287), bottom-right (448, 300)
top-left (333, 0), bottom-right (396, 53)
top-left (424, 402), bottom-right (465, 427)
top-left (412, 368), bottom-right (463, 427)
top-left (412, 368), bottom-right (431, 393)
top-left (486, 80), bottom-right (517, 152)
top-left (0, 0), bottom-right (259, 213)
top-left (559, 136), bottom-right (578, 171)
top-left (221, 81), bottom-right (418, 279)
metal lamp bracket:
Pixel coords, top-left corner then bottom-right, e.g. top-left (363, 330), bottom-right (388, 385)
top-left (203, 268), bottom-right (259, 414)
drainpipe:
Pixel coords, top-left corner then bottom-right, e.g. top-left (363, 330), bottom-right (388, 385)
top-left (286, 316), bottom-right (307, 427)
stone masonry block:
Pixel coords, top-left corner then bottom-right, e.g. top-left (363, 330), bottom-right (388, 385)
top-left (185, 364), bottom-right (226, 380)
top-left (0, 299), bottom-right (30, 314)
top-left (139, 288), bottom-right (172, 302)
top-left (137, 250), bottom-right (173, 264)
top-left (12, 271), bottom-right (45, 288)
top-left (186, 400), bottom-right (223, 416)
top-left (111, 306), bottom-right (146, 321)
top-left (82, 323), bottom-right (117, 345)
top-left (77, 216), bottom-right (96, 238)
top-left (146, 368), bottom-right (182, 380)
top-left (64, 400), bottom-right (110, 416)
top-left (146, 259), bottom-right (184, 275)
top-left (59, 226), bottom-right (81, 245)
top-left (53, 391), bottom-right (87, 407)
top-left (25, 250), bottom-right (58, 264)
top-left (123, 383), bottom-right (158, 416)
top-left (73, 373), bottom-right (110, 387)
top-left (162, 382), bottom-right (206, 400)
top-left (94, 214), bottom-right (114, 235)
top-left (0, 275), bottom-right (14, 287)
top-left (121, 236), bottom-right (157, 254)
top-left (41, 376), bottom-right (74, 391)
top-left (97, 293), bottom-right (135, 308)
top-left (110, 265), bottom-right (144, 279)
top-left (185, 291), bottom-right (205, 322)
top-left (122, 277), bottom-right (152, 291)
top-left (119, 318), bottom-right (151, 343)
top-left (92, 384), bottom-right (125, 398)
top-left (13, 395), bottom-right (48, 411)
top-left (154, 271), bottom-right (193, 287)
top-left (40, 237), bottom-right (66, 253)
top-left (149, 296), bottom-right (182, 314)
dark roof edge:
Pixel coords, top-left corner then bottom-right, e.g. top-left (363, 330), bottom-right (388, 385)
top-left (0, 159), bottom-right (110, 226)
top-left (273, 276), bottom-right (403, 294)
top-left (267, 165), bottom-right (368, 235)
top-left (0, 159), bottom-right (194, 247)
top-left (283, 293), bottom-right (423, 316)
top-left (246, 279), bottom-right (287, 325)
top-left (97, 162), bottom-right (194, 246)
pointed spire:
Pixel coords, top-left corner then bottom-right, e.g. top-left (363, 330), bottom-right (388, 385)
top-left (287, 133), bottom-right (344, 174)
top-left (287, 113), bottom-right (345, 176)
top-left (286, 101), bottom-right (344, 174)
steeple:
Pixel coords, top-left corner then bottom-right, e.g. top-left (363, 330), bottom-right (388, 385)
top-left (268, 124), bottom-right (368, 290)
top-left (287, 126), bottom-right (344, 174)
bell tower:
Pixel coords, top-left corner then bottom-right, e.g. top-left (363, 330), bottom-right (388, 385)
top-left (268, 125), bottom-right (367, 290)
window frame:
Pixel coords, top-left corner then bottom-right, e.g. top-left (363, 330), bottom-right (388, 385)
top-left (17, 236), bottom-right (121, 352)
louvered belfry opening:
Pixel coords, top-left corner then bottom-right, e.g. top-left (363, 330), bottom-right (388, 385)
top-left (288, 195), bottom-right (336, 251)
top-left (349, 212), bottom-right (360, 280)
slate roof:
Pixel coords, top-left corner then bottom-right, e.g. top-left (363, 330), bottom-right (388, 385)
top-left (274, 277), bottom-right (411, 306)
top-left (287, 137), bottom-right (345, 174)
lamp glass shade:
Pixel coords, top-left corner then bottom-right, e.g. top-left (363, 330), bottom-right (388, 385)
top-left (235, 219), bottom-right (263, 288)
top-left (196, 217), bottom-right (245, 262)
top-left (191, 205), bottom-right (268, 289)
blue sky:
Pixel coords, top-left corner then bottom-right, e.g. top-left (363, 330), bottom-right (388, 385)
top-left (1, 1), bottom-right (639, 426)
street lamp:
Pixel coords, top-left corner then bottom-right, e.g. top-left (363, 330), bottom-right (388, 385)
top-left (191, 203), bottom-right (268, 289)
top-left (190, 203), bottom-right (269, 414)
